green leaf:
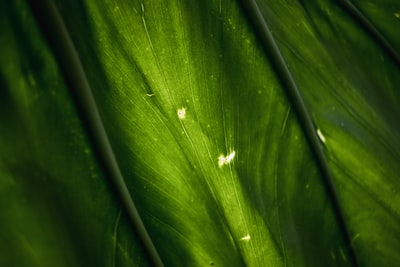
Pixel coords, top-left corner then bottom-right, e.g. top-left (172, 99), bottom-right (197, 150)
top-left (1, 0), bottom-right (399, 266)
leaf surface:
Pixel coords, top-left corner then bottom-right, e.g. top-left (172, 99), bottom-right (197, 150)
top-left (0, 0), bottom-right (399, 266)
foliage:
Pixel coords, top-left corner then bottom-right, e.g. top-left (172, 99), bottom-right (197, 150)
top-left (1, 0), bottom-right (399, 266)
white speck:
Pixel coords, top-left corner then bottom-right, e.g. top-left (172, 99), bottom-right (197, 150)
top-left (177, 108), bottom-right (186, 119)
top-left (317, 128), bottom-right (326, 143)
top-left (218, 151), bottom-right (235, 167)
top-left (240, 234), bottom-right (251, 241)
top-left (146, 93), bottom-right (154, 97)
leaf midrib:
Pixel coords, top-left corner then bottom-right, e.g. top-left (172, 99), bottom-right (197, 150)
top-left (240, 0), bottom-right (360, 266)
top-left (27, 0), bottom-right (165, 266)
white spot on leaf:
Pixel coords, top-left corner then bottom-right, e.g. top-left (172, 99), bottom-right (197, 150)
top-left (240, 234), bottom-right (251, 241)
top-left (317, 128), bottom-right (326, 143)
top-left (218, 151), bottom-right (235, 167)
top-left (177, 108), bottom-right (186, 119)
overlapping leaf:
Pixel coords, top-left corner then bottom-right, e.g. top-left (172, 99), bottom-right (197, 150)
top-left (253, 1), bottom-right (400, 265)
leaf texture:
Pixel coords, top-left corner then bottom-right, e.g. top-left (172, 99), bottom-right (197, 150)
top-left (0, 0), bottom-right (399, 266)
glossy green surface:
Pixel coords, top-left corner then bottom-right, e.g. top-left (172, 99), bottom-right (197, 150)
top-left (1, 0), bottom-right (399, 266)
